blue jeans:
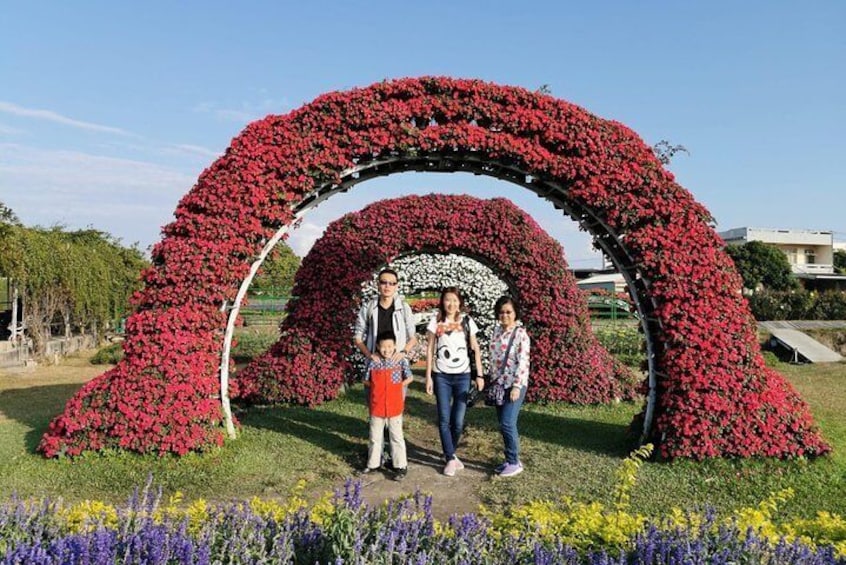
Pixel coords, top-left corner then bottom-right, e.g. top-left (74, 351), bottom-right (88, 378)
top-left (496, 387), bottom-right (526, 464)
top-left (433, 372), bottom-right (470, 461)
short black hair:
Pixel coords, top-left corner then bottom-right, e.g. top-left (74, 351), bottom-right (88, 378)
top-left (494, 296), bottom-right (521, 319)
top-left (378, 268), bottom-right (399, 281)
top-left (376, 330), bottom-right (397, 344)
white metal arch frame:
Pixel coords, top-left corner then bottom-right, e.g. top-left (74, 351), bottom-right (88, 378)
top-left (220, 151), bottom-right (660, 443)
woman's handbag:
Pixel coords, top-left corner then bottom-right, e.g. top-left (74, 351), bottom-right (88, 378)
top-left (466, 382), bottom-right (481, 407)
top-left (484, 382), bottom-right (506, 407)
top-left (484, 328), bottom-right (519, 407)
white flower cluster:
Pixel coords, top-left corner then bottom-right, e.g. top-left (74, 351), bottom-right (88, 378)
top-left (361, 253), bottom-right (509, 367)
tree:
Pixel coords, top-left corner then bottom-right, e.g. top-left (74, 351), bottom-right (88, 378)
top-left (652, 140), bottom-right (689, 165)
top-left (834, 249), bottom-right (846, 275)
top-left (724, 240), bottom-right (798, 292)
top-left (0, 200), bottom-right (20, 240)
top-left (0, 200), bottom-right (19, 225)
top-left (0, 225), bottom-right (148, 356)
top-left (249, 241), bottom-right (300, 297)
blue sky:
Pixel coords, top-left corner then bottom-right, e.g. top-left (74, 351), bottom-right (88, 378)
top-left (1, 1), bottom-right (844, 267)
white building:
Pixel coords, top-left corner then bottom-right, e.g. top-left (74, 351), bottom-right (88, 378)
top-left (575, 272), bottom-right (628, 294)
top-left (718, 227), bottom-right (834, 275)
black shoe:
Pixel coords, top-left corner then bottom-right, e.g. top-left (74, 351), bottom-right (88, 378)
top-left (393, 467), bottom-right (407, 481)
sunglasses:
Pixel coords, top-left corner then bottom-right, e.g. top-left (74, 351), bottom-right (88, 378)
top-left (378, 280), bottom-right (398, 286)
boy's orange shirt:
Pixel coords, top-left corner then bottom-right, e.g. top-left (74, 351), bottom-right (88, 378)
top-left (367, 359), bottom-right (410, 418)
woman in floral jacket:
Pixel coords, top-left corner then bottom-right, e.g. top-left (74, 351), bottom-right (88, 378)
top-left (487, 296), bottom-right (530, 478)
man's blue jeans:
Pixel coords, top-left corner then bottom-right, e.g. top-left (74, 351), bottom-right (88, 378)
top-left (496, 387), bottom-right (526, 464)
top-left (433, 372), bottom-right (470, 461)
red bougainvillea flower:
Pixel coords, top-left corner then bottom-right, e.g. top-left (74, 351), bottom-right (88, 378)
top-left (40, 76), bottom-right (828, 459)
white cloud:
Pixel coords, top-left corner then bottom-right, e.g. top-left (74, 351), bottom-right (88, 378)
top-left (0, 143), bottom-right (194, 247)
top-left (191, 91), bottom-right (290, 124)
top-left (286, 221), bottom-right (326, 257)
top-left (0, 143), bottom-right (192, 192)
top-left (0, 122), bottom-right (25, 135)
top-left (167, 143), bottom-right (223, 158)
top-left (0, 101), bottom-right (132, 136)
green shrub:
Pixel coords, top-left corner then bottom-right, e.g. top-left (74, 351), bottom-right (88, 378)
top-left (809, 291), bottom-right (846, 320)
top-left (749, 289), bottom-right (846, 321)
top-left (593, 324), bottom-right (645, 367)
top-left (90, 342), bottom-right (124, 365)
top-left (748, 289), bottom-right (812, 320)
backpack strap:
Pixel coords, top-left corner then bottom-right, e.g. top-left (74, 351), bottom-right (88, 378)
top-left (462, 315), bottom-right (481, 376)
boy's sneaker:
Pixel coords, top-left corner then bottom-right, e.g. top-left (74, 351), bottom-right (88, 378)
top-left (393, 467), bottom-right (407, 481)
top-left (494, 462), bottom-right (507, 474)
top-left (499, 462), bottom-right (523, 478)
top-left (443, 458), bottom-right (459, 476)
top-left (382, 454), bottom-right (393, 471)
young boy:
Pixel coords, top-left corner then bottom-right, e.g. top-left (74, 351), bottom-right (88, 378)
top-left (362, 331), bottom-right (413, 481)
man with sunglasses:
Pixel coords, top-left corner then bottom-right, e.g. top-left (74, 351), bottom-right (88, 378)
top-left (354, 268), bottom-right (418, 475)
top-left (354, 268), bottom-right (418, 365)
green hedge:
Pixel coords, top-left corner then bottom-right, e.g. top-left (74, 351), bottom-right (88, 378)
top-left (749, 289), bottom-right (846, 320)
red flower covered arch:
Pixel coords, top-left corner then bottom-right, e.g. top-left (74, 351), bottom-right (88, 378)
top-left (234, 194), bottom-right (637, 406)
top-left (39, 76), bottom-right (828, 459)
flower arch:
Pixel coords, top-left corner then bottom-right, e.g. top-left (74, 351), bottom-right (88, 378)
top-left (235, 195), bottom-right (636, 406)
top-left (39, 76), bottom-right (828, 459)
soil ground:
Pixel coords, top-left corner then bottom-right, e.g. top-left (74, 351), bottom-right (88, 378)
top-left (353, 436), bottom-right (489, 519)
top-left (0, 351), bottom-right (104, 394)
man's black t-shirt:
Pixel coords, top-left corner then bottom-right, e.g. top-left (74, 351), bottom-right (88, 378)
top-left (377, 301), bottom-right (394, 339)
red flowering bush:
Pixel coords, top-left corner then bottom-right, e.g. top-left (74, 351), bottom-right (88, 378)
top-left (39, 304), bottom-right (227, 457)
top-left (234, 328), bottom-right (343, 406)
top-left (235, 194), bottom-right (635, 405)
top-left (40, 76), bottom-right (828, 459)
top-left (409, 297), bottom-right (440, 313)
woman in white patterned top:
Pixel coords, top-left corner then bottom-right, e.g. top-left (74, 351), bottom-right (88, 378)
top-left (425, 287), bottom-right (483, 477)
top-left (487, 296), bottom-right (530, 477)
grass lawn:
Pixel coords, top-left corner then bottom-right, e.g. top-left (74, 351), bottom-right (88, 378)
top-left (1, 350), bottom-right (844, 521)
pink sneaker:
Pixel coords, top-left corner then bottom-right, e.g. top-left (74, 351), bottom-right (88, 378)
top-left (443, 458), bottom-right (459, 476)
top-left (454, 457), bottom-right (465, 470)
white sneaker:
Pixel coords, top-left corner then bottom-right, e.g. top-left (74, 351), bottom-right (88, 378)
top-left (443, 458), bottom-right (459, 476)
top-left (454, 457), bottom-right (465, 470)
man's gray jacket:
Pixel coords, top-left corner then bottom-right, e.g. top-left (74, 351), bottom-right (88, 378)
top-left (354, 295), bottom-right (416, 353)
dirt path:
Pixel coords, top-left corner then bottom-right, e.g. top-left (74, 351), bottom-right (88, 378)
top-left (0, 351), bottom-right (105, 388)
top-left (353, 439), bottom-right (490, 520)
